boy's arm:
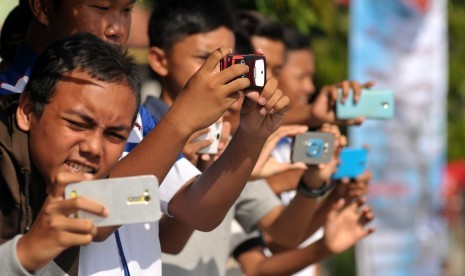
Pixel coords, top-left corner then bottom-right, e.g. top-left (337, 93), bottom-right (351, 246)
top-left (258, 124), bottom-right (344, 247)
top-left (236, 199), bottom-right (375, 276)
top-left (167, 79), bottom-right (290, 231)
top-left (302, 170), bottom-right (372, 240)
top-left (159, 215), bottom-right (194, 254)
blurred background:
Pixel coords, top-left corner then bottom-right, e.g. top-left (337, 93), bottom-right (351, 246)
top-left (1, 0), bottom-right (464, 275)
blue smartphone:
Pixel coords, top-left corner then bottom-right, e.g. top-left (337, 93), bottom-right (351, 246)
top-left (331, 148), bottom-right (368, 180)
top-left (336, 89), bottom-right (394, 119)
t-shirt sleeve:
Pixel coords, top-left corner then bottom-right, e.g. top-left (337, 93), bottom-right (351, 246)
top-left (159, 158), bottom-right (201, 215)
top-left (234, 179), bottom-right (282, 233)
top-left (0, 235), bottom-right (33, 276)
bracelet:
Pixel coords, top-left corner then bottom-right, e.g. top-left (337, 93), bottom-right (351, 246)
top-left (297, 179), bottom-right (334, 198)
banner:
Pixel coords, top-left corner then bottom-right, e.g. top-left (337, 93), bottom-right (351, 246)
top-left (349, 0), bottom-right (448, 275)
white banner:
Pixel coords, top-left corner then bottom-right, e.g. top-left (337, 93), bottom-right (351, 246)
top-left (349, 0), bottom-right (448, 275)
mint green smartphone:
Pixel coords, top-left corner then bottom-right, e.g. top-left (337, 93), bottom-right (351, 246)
top-left (336, 89), bottom-right (394, 119)
top-left (64, 175), bottom-right (160, 227)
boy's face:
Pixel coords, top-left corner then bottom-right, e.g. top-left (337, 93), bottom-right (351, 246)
top-left (45, 0), bottom-right (136, 47)
top-left (251, 35), bottom-right (285, 79)
top-left (19, 71), bottom-right (137, 186)
top-left (162, 26), bottom-right (235, 98)
top-left (278, 49), bottom-right (315, 109)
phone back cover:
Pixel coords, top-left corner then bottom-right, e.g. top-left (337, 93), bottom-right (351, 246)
top-left (336, 89), bottom-right (394, 119)
top-left (64, 175), bottom-right (161, 227)
top-left (291, 132), bottom-right (335, 164)
top-left (331, 148), bottom-right (368, 180)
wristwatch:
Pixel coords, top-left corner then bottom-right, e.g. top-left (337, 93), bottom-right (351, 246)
top-left (297, 179), bottom-right (334, 198)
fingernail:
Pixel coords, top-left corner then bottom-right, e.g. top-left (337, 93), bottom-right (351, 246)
top-left (259, 107), bottom-right (267, 115)
top-left (269, 108), bottom-right (275, 114)
top-left (258, 97), bottom-right (266, 105)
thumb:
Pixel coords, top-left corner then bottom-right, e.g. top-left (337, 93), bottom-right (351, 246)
top-left (241, 92), bottom-right (260, 114)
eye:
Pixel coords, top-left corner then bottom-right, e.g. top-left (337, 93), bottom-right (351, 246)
top-left (124, 7), bottom-right (134, 13)
top-left (65, 119), bottom-right (88, 131)
top-left (105, 131), bottom-right (127, 143)
top-left (91, 5), bottom-right (109, 11)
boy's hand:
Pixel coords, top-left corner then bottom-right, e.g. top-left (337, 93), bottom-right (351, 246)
top-left (16, 172), bottom-right (108, 272)
top-left (251, 125), bottom-right (308, 179)
top-left (311, 80), bottom-right (375, 126)
top-left (331, 170), bottom-right (372, 202)
top-left (301, 124), bottom-right (346, 188)
top-left (237, 77), bottom-right (290, 139)
top-left (322, 198), bottom-right (375, 254)
top-left (170, 47), bottom-right (251, 134)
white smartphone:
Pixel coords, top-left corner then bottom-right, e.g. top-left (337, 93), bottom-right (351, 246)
top-left (194, 121), bottom-right (223, 155)
top-left (64, 175), bottom-right (161, 227)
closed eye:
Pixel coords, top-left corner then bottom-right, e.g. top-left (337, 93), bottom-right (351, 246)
top-left (65, 119), bottom-right (89, 131)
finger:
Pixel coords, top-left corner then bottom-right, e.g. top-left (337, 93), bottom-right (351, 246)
top-left (55, 217), bottom-right (97, 235)
top-left (351, 81), bottom-right (362, 102)
top-left (222, 74), bottom-right (251, 94)
top-left (217, 63), bottom-right (249, 85)
top-left (58, 197), bottom-right (109, 217)
top-left (337, 117), bottom-right (365, 126)
top-left (188, 128), bottom-right (211, 142)
top-left (53, 172), bottom-right (93, 198)
top-left (339, 81), bottom-right (351, 104)
top-left (261, 88), bottom-right (284, 115)
top-left (276, 162), bottom-right (308, 174)
top-left (254, 48), bottom-right (265, 55)
top-left (329, 198), bottom-right (346, 220)
top-left (201, 47), bottom-right (232, 73)
top-left (192, 139), bottom-right (214, 152)
top-left (200, 154), bottom-right (211, 161)
top-left (55, 231), bottom-right (96, 248)
top-left (360, 80), bottom-right (376, 89)
top-left (257, 78), bottom-right (279, 106)
top-left (218, 121), bottom-right (231, 150)
top-left (270, 94), bottom-right (290, 116)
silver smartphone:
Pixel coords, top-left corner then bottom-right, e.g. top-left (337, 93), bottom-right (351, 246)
top-left (64, 175), bottom-right (161, 227)
top-left (291, 132), bottom-right (335, 164)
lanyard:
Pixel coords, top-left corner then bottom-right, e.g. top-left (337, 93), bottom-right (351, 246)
top-left (115, 230), bottom-right (131, 276)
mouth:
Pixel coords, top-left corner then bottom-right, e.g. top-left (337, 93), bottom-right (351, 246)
top-left (65, 160), bottom-right (97, 174)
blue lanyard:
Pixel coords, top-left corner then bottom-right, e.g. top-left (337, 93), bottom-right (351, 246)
top-left (115, 230), bottom-right (131, 276)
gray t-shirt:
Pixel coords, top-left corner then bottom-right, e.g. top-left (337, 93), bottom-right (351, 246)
top-left (161, 179), bottom-right (281, 276)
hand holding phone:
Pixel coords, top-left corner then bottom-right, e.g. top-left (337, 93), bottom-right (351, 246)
top-left (331, 148), bottom-right (368, 180)
top-left (220, 54), bottom-right (266, 92)
top-left (291, 132), bottom-right (335, 165)
top-left (64, 175), bottom-right (161, 227)
top-left (336, 89), bottom-right (394, 119)
top-left (193, 120), bottom-right (223, 155)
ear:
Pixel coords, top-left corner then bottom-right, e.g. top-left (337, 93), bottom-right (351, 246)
top-left (16, 93), bottom-right (34, 131)
top-left (29, 0), bottom-right (50, 26)
top-left (148, 46), bottom-right (169, 77)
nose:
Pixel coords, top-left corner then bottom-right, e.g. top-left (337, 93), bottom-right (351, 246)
top-left (104, 15), bottom-right (128, 45)
top-left (80, 132), bottom-right (104, 161)
top-left (303, 77), bottom-right (315, 95)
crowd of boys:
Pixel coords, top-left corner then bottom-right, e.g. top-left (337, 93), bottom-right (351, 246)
top-left (0, 0), bottom-right (375, 275)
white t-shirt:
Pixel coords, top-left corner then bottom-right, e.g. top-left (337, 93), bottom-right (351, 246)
top-left (78, 158), bottom-right (200, 276)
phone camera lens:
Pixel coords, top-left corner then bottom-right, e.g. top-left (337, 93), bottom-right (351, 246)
top-left (144, 195), bottom-right (151, 202)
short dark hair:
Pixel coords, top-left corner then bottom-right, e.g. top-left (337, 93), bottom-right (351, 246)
top-left (233, 10), bottom-right (284, 54)
top-left (25, 33), bottom-right (141, 120)
top-left (148, 0), bottom-right (234, 50)
top-left (282, 25), bottom-right (311, 51)
top-left (0, 5), bottom-right (30, 62)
